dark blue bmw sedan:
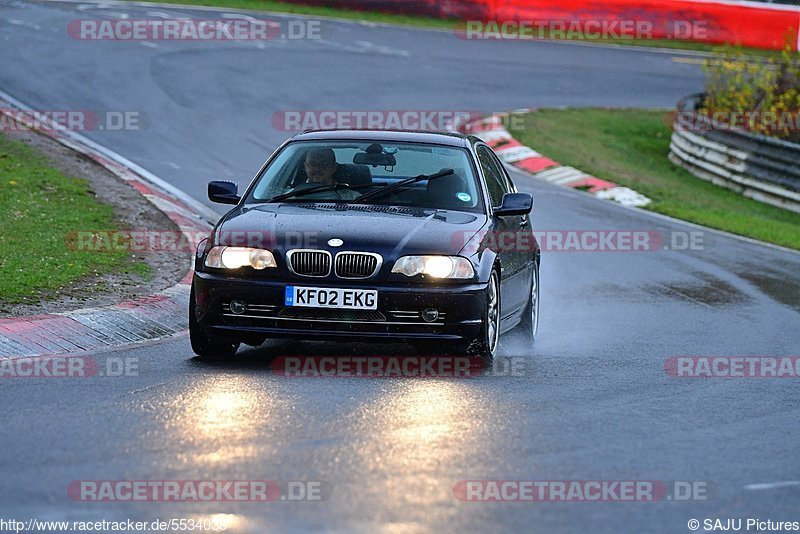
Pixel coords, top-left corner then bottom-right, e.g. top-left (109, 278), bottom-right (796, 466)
top-left (191, 130), bottom-right (540, 361)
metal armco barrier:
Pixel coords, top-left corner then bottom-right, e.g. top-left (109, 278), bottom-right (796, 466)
top-left (669, 93), bottom-right (800, 214)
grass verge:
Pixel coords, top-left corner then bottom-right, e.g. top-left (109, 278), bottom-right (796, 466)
top-left (507, 109), bottom-right (800, 250)
top-left (122, 0), bottom-right (774, 55)
top-left (0, 133), bottom-right (148, 304)
top-left (124, 0), bottom-right (455, 30)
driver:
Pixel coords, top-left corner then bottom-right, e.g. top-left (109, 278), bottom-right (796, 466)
top-left (299, 147), bottom-right (359, 200)
top-left (305, 147), bottom-right (337, 185)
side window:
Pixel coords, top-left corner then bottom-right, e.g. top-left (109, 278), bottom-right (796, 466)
top-left (477, 145), bottom-right (508, 207)
top-left (490, 151), bottom-right (517, 193)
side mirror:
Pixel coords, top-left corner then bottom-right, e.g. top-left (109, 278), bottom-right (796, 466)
top-left (493, 192), bottom-right (533, 217)
top-left (208, 181), bottom-right (240, 205)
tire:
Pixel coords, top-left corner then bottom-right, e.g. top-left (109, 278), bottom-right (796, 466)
top-left (189, 286), bottom-right (240, 359)
top-left (467, 269), bottom-right (501, 364)
top-left (510, 262), bottom-right (539, 345)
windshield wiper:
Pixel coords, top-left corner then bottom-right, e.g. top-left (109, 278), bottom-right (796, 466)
top-left (353, 168), bottom-right (454, 204)
top-left (267, 183), bottom-right (368, 203)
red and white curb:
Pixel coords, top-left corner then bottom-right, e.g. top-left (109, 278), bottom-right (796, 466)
top-left (0, 91), bottom-right (214, 358)
top-left (458, 113), bottom-right (652, 208)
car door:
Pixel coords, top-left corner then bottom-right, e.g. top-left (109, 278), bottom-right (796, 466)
top-left (491, 147), bottom-right (537, 267)
top-left (475, 144), bottom-right (528, 317)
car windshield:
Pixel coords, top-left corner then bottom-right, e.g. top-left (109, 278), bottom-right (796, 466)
top-left (245, 140), bottom-right (484, 213)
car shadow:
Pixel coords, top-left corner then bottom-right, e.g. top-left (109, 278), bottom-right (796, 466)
top-left (187, 338), bottom-right (422, 372)
top-left (187, 336), bottom-right (534, 378)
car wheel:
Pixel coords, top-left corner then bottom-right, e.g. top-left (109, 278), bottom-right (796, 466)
top-left (468, 268), bottom-right (501, 364)
top-left (189, 286), bottom-right (240, 359)
top-left (510, 262), bottom-right (539, 345)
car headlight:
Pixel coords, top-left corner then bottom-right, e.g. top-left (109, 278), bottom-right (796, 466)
top-left (391, 255), bottom-right (475, 279)
top-left (204, 246), bottom-right (277, 270)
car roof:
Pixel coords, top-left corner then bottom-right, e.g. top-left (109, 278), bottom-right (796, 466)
top-left (291, 129), bottom-right (472, 148)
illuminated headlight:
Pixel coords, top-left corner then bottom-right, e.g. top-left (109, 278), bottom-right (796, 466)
top-left (204, 246), bottom-right (276, 270)
top-left (391, 255), bottom-right (474, 279)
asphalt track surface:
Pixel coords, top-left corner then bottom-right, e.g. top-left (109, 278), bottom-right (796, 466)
top-left (1, 1), bottom-right (799, 532)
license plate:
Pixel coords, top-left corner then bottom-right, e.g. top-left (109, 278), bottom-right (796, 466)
top-left (285, 286), bottom-right (378, 310)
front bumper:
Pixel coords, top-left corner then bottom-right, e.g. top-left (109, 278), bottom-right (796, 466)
top-left (192, 272), bottom-right (487, 343)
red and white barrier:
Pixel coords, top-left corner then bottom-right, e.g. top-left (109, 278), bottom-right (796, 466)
top-left (491, 0), bottom-right (799, 51)
top-left (290, 0), bottom-right (800, 50)
top-left (456, 113), bottom-right (652, 208)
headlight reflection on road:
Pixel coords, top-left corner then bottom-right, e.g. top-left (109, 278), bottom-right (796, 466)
top-left (173, 379), bottom-right (280, 467)
top-left (197, 391), bottom-right (251, 434)
top-left (388, 383), bottom-right (463, 446)
top-left (358, 380), bottom-right (484, 507)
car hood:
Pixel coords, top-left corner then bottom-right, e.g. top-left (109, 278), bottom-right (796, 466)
top-left (214, 203), bottom-right (487, 258)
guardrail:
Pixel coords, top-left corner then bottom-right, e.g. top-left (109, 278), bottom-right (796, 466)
top-left (668, 93), bottom-right (800, 213)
